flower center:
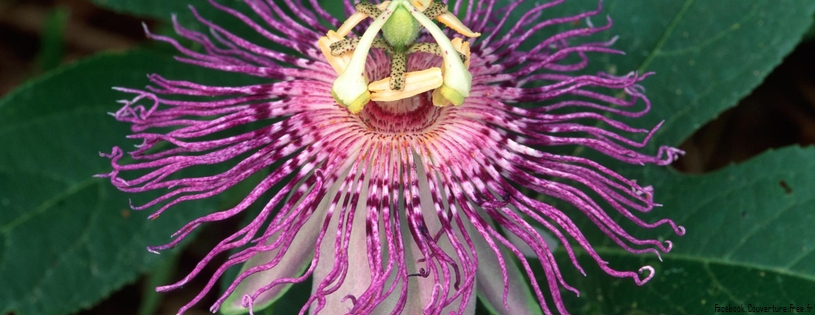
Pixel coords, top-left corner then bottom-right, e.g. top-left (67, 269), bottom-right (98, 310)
top-left (358, 97), bottom-right (443, 134)
top-left (318, 0), bottom-right (480, 114)
top-left (348, 47), bottom-right (446, 134)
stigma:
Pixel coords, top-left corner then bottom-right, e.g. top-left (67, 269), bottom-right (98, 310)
top-left (318, 0), bottom-right (480, 114)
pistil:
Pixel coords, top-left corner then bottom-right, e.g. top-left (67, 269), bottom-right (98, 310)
top-left (319, 0), bottom-right (480, 114)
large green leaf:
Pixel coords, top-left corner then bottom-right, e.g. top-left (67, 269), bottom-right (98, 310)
top-left (552, 146), bottom-right (815, 314)
top-left (538, 0), bottom-right (815, 148)
top-left (0, 51), bottom-right (257, 315)
top-left (644, 146), bottom-right (814, 272)
top-left (536, 2), bottom-right (815, 312)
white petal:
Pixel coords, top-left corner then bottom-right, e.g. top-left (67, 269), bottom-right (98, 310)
top-left (404, 154), bottom-right (477, 314)
top-left (465, 218), bottom-right (544, 315)
top-left (310, 161), bottom-right (374, 314)
top-left (220, 174), bottom-right (344, 314)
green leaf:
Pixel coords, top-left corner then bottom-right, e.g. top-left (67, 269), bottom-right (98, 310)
top-left (536, 0), bottom-right (815, 148)
top-left (555, 146), bottom-right (815, 314)
top-left (646, 146), bottom-right (815, 281)
top-left (504, 4), bottom-right (815, 312)
top-left (32, 2), bottom-right (811, 315)
top-left (0, 50), bottom-right (256, 315)
top-left (631, 0), bottom-right (815, 147)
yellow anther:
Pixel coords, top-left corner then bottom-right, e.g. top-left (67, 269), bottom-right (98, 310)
top-left (318, 31), bottom-right (352, 74)
top-left (431, 85), bottom-right (448, 106)
top-left (430, 38), bottom-right (470, 107)
top-left (432, 85), bottom-right (466, 107)
top-left (439, 85), bottom-right (465, 105)
top-left (450, 37), bottom-right (471, 69)
top-left (335, 90), bottom-right (371, 114)
top-left (369, 68), bottom-right (443, 102)
top-left (435, 12), bottom-right (481, 38)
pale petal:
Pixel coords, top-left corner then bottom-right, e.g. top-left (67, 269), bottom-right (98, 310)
top-left (309, 162), bottom-right (374, 314)
top-left (404, 154), bottom-right (477, 314)
top-left (220, 176), bottom-right (345, 314)
top-left (466, 219), bottom-right (544, 315)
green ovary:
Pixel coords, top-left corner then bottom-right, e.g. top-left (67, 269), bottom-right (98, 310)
top-left (381, 5), bottom-right (420, 51)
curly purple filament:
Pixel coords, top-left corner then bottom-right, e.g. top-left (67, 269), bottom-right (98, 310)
top-left (98, 1), bottom-right (685, 314)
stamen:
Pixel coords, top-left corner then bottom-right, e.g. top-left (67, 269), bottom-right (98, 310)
top-left (323, 0), bottom-right (480, 112)
top-left (389, 51), bottom-right (408, 90)
top-left (405, 1), bottom-right (473, 106)
top-left (330, 38), bottom-right (391, 56)
top-left (435, 13), bottom-right (481, 38)
top-left (421, 1), bottom-right (448, 19)
top-left (330, 37), bottom-right (360, 56)
top-left (369, 68), bottom-right (443, 102)
top-left (318, 31), bottom-right (352, 74)
top-left (331, 1), bottom-right (401, 113)
top-left (450, 37), bottom-right (471, 69)
top-left (408, 43), bottom-right (467, 63)
top-left (355, 2), bottom-right (384, 18)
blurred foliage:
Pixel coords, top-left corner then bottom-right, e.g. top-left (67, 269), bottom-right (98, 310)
top-left (37, 6), bottom-right (69, 72)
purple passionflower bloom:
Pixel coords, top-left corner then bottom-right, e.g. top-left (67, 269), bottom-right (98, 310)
top-left (99, 0), bottom-right (685, 314)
